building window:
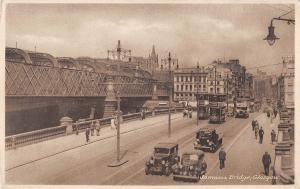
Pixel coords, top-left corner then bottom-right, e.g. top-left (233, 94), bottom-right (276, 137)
top-left (185, 85), bottom-right (188, 90)
top-left (190, 85), bottom-right (192, 91)
top-left (210, 88), bottom-right (213, 92)
top-left (203, 84), bottom-right (206, 88)
top-left (217, 81), bottom-right (219, 85)
top-left (199, 85), bottom-right (201, 88)
top-left (203, 77), bottom-right (206, 82)
top-left (181, 76), bottom-right (184, 82)
top-left (176, 76), bottom-right (179, 82)
top-left (217, 88), bottom-right (220, 93)
top-left (210, 81), bottom-right (213, 85)
top-left (186, 76), bottom-right (188, 82)
top-left (176, 85), bottom-right (179, 91)
top-left (190, 76), bottom-right (192, 81)
top-left (181, 85), bottom-right (183, 91)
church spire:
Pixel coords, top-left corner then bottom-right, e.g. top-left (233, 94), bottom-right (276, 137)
top-left (151, 45), bottom-right (156, 57)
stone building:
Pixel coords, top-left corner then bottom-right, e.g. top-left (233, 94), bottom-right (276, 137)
top-left (173, 66), bottom-right (208, 101)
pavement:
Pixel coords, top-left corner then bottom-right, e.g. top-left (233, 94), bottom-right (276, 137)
top-left (200, 113), bottom-right (280, 185)
top-left (6, 112), bottom-right (196, 184)
top-left (5, 113), bottom-right (183, 171)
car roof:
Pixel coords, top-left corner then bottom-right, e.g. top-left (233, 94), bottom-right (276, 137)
top-left (155, 142), bottom-right (178, 149)
top-left (182, 150), bottom-right (205, 157)
top-left (197, 128), bottom-right (215, 132)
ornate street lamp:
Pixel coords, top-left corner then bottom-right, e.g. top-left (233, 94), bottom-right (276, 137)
top-left (263, 14), bottom-right (295, 46)
top-left (264, 21), bottom-right (279, 46)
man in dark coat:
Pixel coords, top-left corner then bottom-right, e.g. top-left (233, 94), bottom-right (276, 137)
top-left (274, 109), bottom-right (278, 118)
top-left (262, 152), bottom-right (272, 175)
top-left (252, 120), bottom-right (256, 131)
top-left (271, 129), bottom-right (276, 144)
top-left (259, 127), bottom-right (264, 144)
top-left (219, 148), bottom-right (226, 169)
top-left (85, 127), bottom-right (90, 143)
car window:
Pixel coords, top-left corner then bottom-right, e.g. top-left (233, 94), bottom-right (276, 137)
top-left (155, 148), bottom-right (169, 154)
top-left (190, 154), bottom-right (198, 161)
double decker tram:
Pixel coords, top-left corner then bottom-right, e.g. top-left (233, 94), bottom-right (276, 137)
top-left (208, 94), bottom-right (226, 123)
top-left (196, 93), bottom-right (210, 120)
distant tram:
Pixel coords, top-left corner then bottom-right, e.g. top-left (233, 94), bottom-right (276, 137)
top-left (208, 94), bottom-right (226, 123)
top-left (196, 93), bottom-right (210, 120)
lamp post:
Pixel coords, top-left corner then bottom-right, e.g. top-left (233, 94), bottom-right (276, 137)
top-left (214, 65), bottom-right (217, 94)
top-left (226, 73), bottom-right (229, 112)
top-left (196, 62), bottom-right (200, 126)
top-left (161, 52), bottom-right (177, 138)
top-left (168, 52), bottom-right (172, 138)
top-left (107, 40), bottom-right (131, 166)
top-left (264, 16), bottom-right (295, 46)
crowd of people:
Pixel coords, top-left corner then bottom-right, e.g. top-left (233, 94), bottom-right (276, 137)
top-left (183, 108), bottom-right (193, 119)
top-left (85, 120), bottom-right (101, 143)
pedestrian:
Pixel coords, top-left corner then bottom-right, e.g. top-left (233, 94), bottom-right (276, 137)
top-left (252, 120), bottom-right (256, 131)
top-left (262, 152), bottom-right (272, 175)
top-left (75, 123), bottom-right (79, 135)
top-left (189, 110), bottom-right (192, 118)
top-left (274, 109), bottom-right (278, 118)
top-left (267, 111), bottom-right (270, 118)
top-left (271, 129), bottom-right (276, 144)
top-left (85, 127), bottom-right (90, 142)
top-left (90, 121), bottom-right (95, 136)
top-left (140, 109), bottom-right (144, 120)
top-left (219, 148), bottom-right (226, 169)
top-left (95, 120), bottom-right (101, 136)
top-left (143, 109), bottom-right (146, 119)
top-left (259, 127), bottom-right (264, 144)
top-left (254, 124), bottom-right (259, 139)
top-left (111, 116), bottom-right (116, 130)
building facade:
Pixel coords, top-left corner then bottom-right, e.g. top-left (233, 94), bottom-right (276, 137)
top-left (277, 56), bottom-right (294, 110)
top-left (173, 67), bottom-right (208, 101)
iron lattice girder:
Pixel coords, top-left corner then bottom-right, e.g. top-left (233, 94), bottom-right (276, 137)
top-left (5, 61), bottom-right (166, 97)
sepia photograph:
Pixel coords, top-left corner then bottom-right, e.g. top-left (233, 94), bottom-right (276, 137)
top-left (3, 1), bottom-right (296, 186)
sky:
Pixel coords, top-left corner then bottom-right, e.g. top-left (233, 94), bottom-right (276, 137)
top-left (6, 3), bottom-right (295, 74)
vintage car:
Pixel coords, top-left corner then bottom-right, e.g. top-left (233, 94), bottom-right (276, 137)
top-left (173, 151), bottom-right (207, 182)
top-left (194, 128), bottom-right (223, 152)
top-left (145, 142), bottom-right (180, 176)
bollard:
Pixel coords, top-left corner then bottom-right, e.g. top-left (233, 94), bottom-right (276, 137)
top-left (60, 116), bottom-right (73, 135)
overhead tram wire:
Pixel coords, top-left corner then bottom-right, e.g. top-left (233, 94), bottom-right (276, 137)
top-left (265, 4), bottom-right (291, 13)
top-left (277, 9), bottom-right (295, 20)
top-left (281, 4), bottom-right (294, 11)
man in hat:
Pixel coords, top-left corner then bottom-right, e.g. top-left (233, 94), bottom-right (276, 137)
top-left (262, 152), bottom-right (272, 175)
top-left (259, 127), bottom-right (264, 144)
top-left (219, 148), bottom-right (226, 169)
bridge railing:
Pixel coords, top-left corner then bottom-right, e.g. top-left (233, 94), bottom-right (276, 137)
top-left (5, 108), bottom-right (184, 150)
top-left (5, 125), bottom-right (66, 150)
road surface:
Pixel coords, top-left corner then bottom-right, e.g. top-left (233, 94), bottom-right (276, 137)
top-left (6, 112), bottom-right (274, 185)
